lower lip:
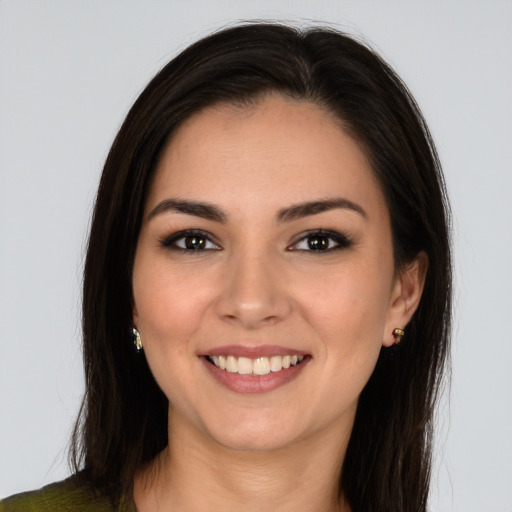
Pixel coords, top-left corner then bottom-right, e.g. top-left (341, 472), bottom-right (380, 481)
top-left (201, 357), bottom-right (310, 394)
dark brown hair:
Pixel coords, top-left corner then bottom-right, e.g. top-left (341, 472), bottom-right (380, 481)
top-left (71, 23), bottom-right (451, 511)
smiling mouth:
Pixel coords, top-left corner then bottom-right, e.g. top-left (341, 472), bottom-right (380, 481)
top-left (206, 354), bottom-right (306, 376)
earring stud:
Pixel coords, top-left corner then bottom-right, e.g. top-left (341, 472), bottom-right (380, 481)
top-left (132, 327), bottom-right (143, 351)
top-left (392, 328), bottom-right (405, 345)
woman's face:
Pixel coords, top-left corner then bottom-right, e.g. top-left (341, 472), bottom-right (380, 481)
top-left (132, 95), bottom-right (412, 452)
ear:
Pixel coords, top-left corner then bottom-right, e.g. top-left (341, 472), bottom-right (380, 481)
top-left (132, 302), bottom-right (139, 326)
top-left (382, 252), bottom-right (428, 347)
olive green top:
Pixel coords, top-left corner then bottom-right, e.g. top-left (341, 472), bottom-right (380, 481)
top-left (0, 475), bottom-right (136, 512)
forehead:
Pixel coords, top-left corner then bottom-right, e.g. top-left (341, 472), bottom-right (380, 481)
top-left (147, 95), bottom-right (387, 220)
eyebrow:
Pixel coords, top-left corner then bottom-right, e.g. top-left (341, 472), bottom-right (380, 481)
top-left (147, 197), bottom-right (367, 223)
top-left (147, 199), bottom-right (228, 223)
top-left (277, 198), bottom-right (367, 222)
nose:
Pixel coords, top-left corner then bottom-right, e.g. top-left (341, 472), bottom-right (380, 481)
top-left (215, 250), bottom-right (293, 329)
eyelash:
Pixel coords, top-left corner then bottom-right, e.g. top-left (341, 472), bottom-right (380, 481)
top-left (159, 229), bottom-right (352, 253)
top-left (159, 230), bottom-right (221, 252)
top-left (288, 230), bottom-right (352, 253)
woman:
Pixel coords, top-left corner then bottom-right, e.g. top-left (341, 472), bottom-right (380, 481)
top-left (1, 23), bottom-right (451, 512)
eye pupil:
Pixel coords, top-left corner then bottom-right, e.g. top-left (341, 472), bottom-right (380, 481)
top-left (185, 235), bottom-right (205, 250)
top-left (308, 235), bottom-right (329, 250)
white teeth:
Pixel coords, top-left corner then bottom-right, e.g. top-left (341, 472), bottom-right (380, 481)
top-left (253, 357), bottom-right (271, 376)
top-left (226, 356), bottom-right (237, 373)
top-left (270, 356), bottom-right (282, 372)
top-left (237, 357), bottom-right (253, 375)
top-left (208, 354), bottom-right (304, 375)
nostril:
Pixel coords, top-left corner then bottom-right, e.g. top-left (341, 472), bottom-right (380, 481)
top-left (214, 275), bottom-right (293, 328)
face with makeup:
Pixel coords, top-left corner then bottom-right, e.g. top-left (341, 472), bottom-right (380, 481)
top-left (132, 94), bottom-right (424, 453)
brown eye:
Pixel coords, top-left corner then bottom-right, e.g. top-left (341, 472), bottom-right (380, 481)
top-left (307, 234), bottom-right (330, 251)
top-left (289, 230), bottom-right (352, 253)
top-left (184, 235), bottom-right (206, 250)
top-left (160, 230), bottom-right (221, 251)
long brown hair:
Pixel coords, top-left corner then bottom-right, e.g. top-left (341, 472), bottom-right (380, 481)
top-left (71, 23), bottom-right (452, 511)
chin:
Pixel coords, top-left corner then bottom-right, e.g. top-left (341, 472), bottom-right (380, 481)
top-left (214, 430), bottom-right (298, 453)
top-left (202, 411), bottom-right (309, 453)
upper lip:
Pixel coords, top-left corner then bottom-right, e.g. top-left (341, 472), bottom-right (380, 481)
top-left (198, 345), bottom-right (309, 358)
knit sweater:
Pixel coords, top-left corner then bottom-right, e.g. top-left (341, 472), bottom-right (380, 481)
top-left (0, 475), bottom-right (136, 511)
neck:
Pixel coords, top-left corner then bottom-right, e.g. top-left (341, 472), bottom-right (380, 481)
top-left (134, 409), bottom-right (352, 512)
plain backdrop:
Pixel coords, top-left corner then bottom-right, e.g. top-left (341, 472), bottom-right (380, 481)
top-left (1, 1), bottom-right (511, 511)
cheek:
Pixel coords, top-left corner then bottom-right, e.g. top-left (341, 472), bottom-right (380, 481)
top-left (301, 271), bottom-right (389, 412)
top-left (294, 261), bottom-right (392, 399)
top-left (132, 262), bottom-right (213, 406)
top-left (131, 238), bottom-right (218, 349)
top-left (298, 262), bottom-right (392, 346)
top-left (134, 268), bottom-right (214, 344)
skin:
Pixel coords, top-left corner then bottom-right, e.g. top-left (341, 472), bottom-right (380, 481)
top-left (132, 94), bottom-right (426, 511)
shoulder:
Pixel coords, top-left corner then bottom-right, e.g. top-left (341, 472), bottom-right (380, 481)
top-left (0, 474), bottom-right (136, 512)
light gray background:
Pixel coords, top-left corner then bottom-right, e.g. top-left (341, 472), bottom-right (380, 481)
top-left (1, 1), bottom-right (511, 510)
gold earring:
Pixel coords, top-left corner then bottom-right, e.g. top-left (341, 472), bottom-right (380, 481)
top-left (392, 328), bottom-right (405, 345)
top-left (132, 327), bottom-right (143, 351)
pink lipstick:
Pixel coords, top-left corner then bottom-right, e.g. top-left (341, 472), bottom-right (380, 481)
top-left (199, 345), bottom-right (310, 394)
